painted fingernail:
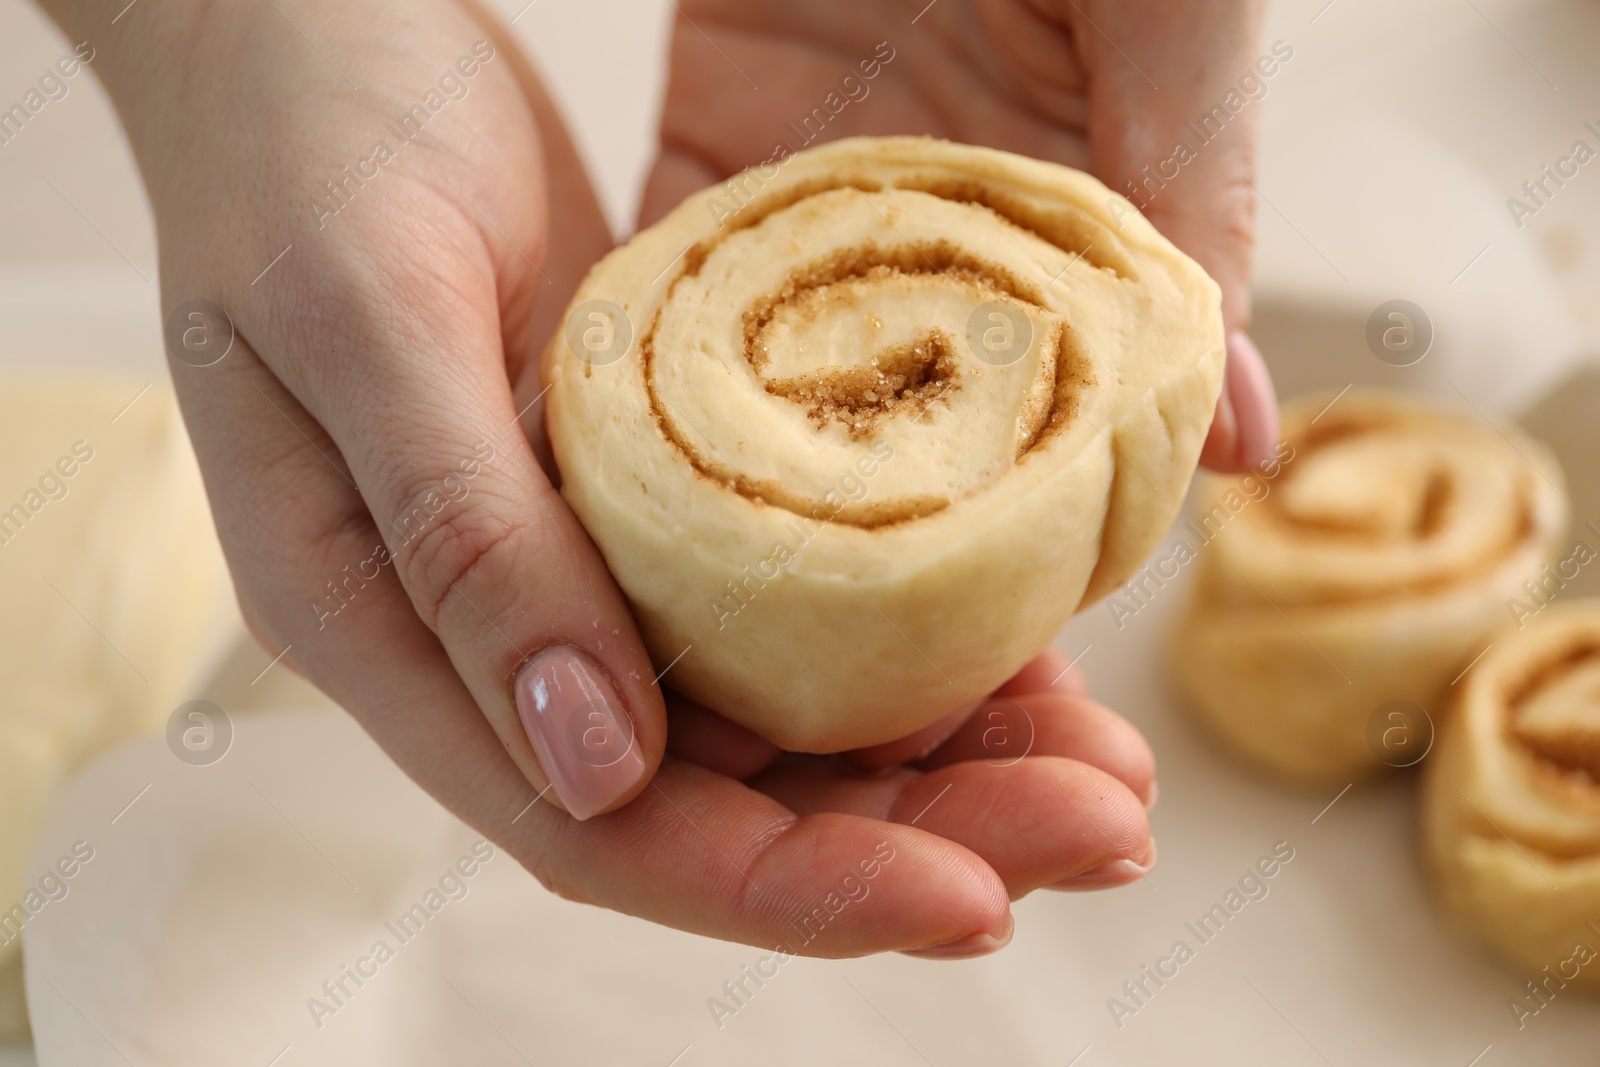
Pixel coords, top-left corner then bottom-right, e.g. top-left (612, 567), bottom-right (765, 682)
top-left (1200, 373), bottom-right (1238, 469)
top-left (514, 645), bottom-right (647, 820)
top-left (1226, 330), bottom-right (1279, 468)
top-left (1052, 839), bottom-right (1157, 891)
top-left (901, 917), bottom-right (1014, 960)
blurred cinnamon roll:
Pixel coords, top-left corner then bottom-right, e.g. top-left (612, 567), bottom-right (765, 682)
top-left (1423, 602), bottom-right (1600, 987)
top-left (545, 136), bottom-right (1225, 752)
top-left (1168, 389), bottom-right (1568, 783)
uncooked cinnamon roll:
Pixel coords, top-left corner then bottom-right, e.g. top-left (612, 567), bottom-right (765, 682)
top-left (1168, 389), bottom-right (1568, 783)
top-left (1423, 602), bottom-right (1600, 990)
top-left (544, 136), bottom-right (1225, 751)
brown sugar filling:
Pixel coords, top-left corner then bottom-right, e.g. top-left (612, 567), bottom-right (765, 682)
top-left (1243, 413), bottom-right (1535, 603)
top-left (642, 181), bottom-right (1102, 529)
top-left (1508, 642), bottom-right (1600, 785)
top-left (766, 329), bottom-right (962, 440)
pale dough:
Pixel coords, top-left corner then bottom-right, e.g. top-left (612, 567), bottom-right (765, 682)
top-left (1168, 389), bottom-right (1569, 784)
top-left (1422, 600), bottom-right (1600, 987)
top-left (0, 380), bottom-right (233, 1039)
top-left (545, 136), bottom-right (1224, 751)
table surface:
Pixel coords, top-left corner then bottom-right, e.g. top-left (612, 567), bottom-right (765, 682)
top-left (21, 585), bottom-right (1600, 1066)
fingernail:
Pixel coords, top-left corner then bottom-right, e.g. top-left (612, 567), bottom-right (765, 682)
top-left (1144, 780), bottom-right (1159, 811)
top-left (901, 917), bottom-right (1014, 960)
top-left (514, 645), bottom-right (647, 820)
top-left (1225, 330), bottom-right (1279, 468)
top-left (1052, 839), bottom-right (1157, 891)
top-left (1200, 369), bottom-right (1238, 469)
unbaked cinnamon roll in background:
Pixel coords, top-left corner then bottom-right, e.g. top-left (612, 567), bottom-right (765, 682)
top-left (544, 136), bottom-right (1226, 752)
top-left (1168, 389), bottom-right (1569, 784)
top-left (1422, 601), bottom-right (1600, 987)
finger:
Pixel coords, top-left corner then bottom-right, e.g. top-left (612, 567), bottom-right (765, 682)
top-left (1045, 837), bottom-right (1158, 892)
top-left (919, 693), bottom-right (1157, 808)
top-left (1076, 0), bottom-right (1267, 328)
top-left (749, 757), bottom-right (1152, 899)
top-left (901, 762), bottom-right (1154, 895)
top-left (325, 235), bottom-right (663, 824)
top-left (212, 66), bottom-right (658, 821)
top-left (1199, 370), bottom-right (1240, 472)
top-left (1200, 330), bottom-right (1280, 471)
top-left (1072, 0), bottom-right (1278, 469)
top-left (536, 761), bottom-right (1014, 958)
top-left (843, 645), bottom-right (1094, 773)
top-left (1224, 329), bottom-right (1280, 470)
top-left (320, 232), bottom-right (662, 825)
top-left (994, 646), bottom-right (1090, 698)
top-left (639, 148), bottom-right (722, 231)
top-left (842, 704), bottom-right (977, 773)
top-left (664, 692), bottom-right (782, 781)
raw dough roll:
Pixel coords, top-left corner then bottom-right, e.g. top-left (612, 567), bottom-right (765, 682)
top-left (0, 381), bottom-right (236, 1040)
top-left (545, 136), bottom-right (1224, 751)
top-left (1422, 602), bottom-right (1600, 987)
top-left (1168, 389), bottom-right (1569, 784)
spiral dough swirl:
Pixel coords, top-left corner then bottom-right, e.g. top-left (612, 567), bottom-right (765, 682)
top-left (1423, 601), bottom-right (1600, 986)
top-left (547, 136), bottom-right (1224, 750)
top-left (1170, 389), bottom-right (1569, 783)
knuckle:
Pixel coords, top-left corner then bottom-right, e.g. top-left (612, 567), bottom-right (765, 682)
top-left (390, 495), bottom-right (524, 630)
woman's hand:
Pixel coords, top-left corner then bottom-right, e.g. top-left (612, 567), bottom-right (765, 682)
top-left (642, 0), bottom-right (1280, 471)
top-left (40, 0), bottom-right (673, 830)
top-left (43, 0), bottom-right (1157, 959)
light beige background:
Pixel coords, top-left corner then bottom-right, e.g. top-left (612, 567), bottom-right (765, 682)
top-left (4, 0), bottom-right (1600, 357)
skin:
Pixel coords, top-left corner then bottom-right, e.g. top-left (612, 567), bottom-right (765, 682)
top-left (35, 0), bottom-right (1274, 958)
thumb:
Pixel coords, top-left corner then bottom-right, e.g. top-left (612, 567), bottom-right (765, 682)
top-left (313, 20), bottom-right (660, 821)
top-left (1074, 0), bottom-right (1279, 470)
top-left (330, 296), bottom-right (661, 821)
top-left (247, 211), bottom-right (662, 820)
